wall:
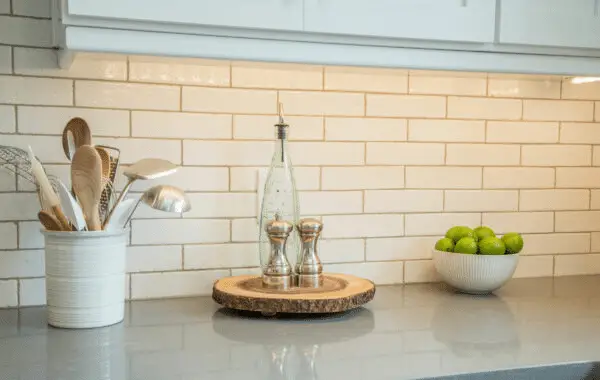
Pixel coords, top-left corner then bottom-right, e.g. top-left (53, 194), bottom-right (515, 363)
top-left (2, 1), bottom-right (600, 307)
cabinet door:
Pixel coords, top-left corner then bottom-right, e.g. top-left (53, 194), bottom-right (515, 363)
top-left (500, 0), bottom-right (600, 49)
top-left (67, 0), bottom-right (303, 31)
top-left (303, 0), bottom-right (496, 43)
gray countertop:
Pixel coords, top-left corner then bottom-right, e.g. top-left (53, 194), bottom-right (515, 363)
top-left (2, 276), bottom-right (600, 380)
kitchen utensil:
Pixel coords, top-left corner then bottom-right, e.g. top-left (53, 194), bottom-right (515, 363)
top-left (95, 145), bottom-right (120, 223)
top-left (71, 145), bottom-right (103, 231)
top-left (122, 185), bottom-right (191, 227)
top-left (38, 210), bottom-right (63, 231)
top-left (104, 199), bottom-right (136, 232)
top-left (61, 117), bottom-right (91, 160)
top-left (28, 146), bottom-right (71, 231)
top-left (103, 158), bottom-right (179, 228)
top-left (56, 180), bottom-right (87, 231)
top-left (0, 145), bottom-right (61, 189)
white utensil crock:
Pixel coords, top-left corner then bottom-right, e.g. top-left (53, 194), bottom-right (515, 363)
top-left (43, 229), bottom-right (127, 328)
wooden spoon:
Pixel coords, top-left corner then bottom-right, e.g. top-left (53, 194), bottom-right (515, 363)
top-left (95, 147), bottom-right (111, 183)
top-left (38, 211), bottom-right (63, 231)
top-left (62, 117), bottom-right (91, 160)
top-left (71, 145), bottom-right (103, 231)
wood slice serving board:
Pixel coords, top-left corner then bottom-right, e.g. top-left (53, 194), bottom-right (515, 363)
top-left (212, 273), bottom-right (375, 315)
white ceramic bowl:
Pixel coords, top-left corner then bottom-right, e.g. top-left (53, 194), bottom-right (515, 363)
top-left (432, 249), bottom-right (519, 294)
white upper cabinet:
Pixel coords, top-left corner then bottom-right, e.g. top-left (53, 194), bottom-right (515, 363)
top-left (303, 0), bottom-right (496, 43)
top-left (499, 0), bottom-right (600, 49)
top-left (66, 0), bottom-right (304, 31)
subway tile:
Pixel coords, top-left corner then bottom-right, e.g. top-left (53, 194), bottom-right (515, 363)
top-left (0, 170), bottom-right (15, 191)
top-left (445, 190), bottom-right (518, 212)
top-left (325, 117), bottom-right (406, 141)
top-left (231, 267), bottom-right (262, 276)
top-left (592, 232), bottom-right (600, 251)
top-left (484, 167), bottom-right (555, 189)
top-left (322, 214), bottom-right (403, 238)
top-left (1, 135), bottom-right (67, 164)
top-left (0, 46), bottom-right (10, 74)
top-left (325, 66), bottom-right (407, 93)
top-left (127, 246), bottom-right (182, 273)
top-left (595, 146), bottom-right (600, 166)
top-left (76, 81), bottom-right (179, 110)
top-left (405, 260), bottom-right (441, 284)
top-left (409, 75), bottom-right (486, 96)
top-left (230, 166), bottom-right (320, 191)
top-left (405, 213), bottom-right (480, 236)
top-left (0, 194), bottom-right (39, 221)
top-left (523, 99), bottom-right (594, 121)
top-left (447, 97), bottom-right (521, 120)
top-left (367, 94), bottom-right (445, 118)
top-left (0, 105), bottom-right (14, 133)
top-left (0, 16), bottom-right (52, 47)
top-left (279, 91), bottom-right (364, 116)
top-left (446, 144), bottom-right (520, 166)
top-left (184, 87), bottom-right (278, 114)
top-left (18, 221), bottom-right (43, 249)
top-left (367, 142), bottom-right (444, 165)
top-left (0, 250), bottom-right (44, 278)
top-left (131, 219), bottom-right (229, 245)
top-left (555, 254), bottom-right (600, 276)
top-left (513, 256), bottom-right (553, 278)
top-left (520, 190), bottom-right (589, 211)
top-left (19, 278), bottom-right (45, 307)
top-left (596, 103), bottom-right (600, 121)
top-left (300, 191), bottom-right (363, 215)
top-left (482, 212), bottom-right (554, 234)
top-left (132, 111), bottom-right (231, 139)
top-left (233, 62), bottom-right (321, 90)
top-left (408, 119), bottom-right (484, 142)
top-left (233, 115), bottom-right (323, 140)
top-left (0, 0), bottom-right (9, 14)
top-left (522, 145), bottom-right (591, 166)
top-left (0, 281), bottom-right (17, 308)
top-left (184, 243), bottom-right (258, 269)
top-left (364, 190), bottom-right (443, 213)
top-left (0, 76), bottom-right (72, 106)
top-left (18, 106), bottom-right (129, 137)
top-left (560, 123), bottom-right (600, 144)
top-left (130, 55), bottom-right (230, 86)
top-left (562, 81), bottom-right (600, 100)
top-left (488, 78), bottom-right (560, 99)
top-left (486, 122), bottom-right (558, 143)
top-left (319, 239), bottom-right (364, 263)
top-left (290, 142), bottom-right (365, 165)
top-left (185, 193), bottom-right (256, 218)
top-left (183, 140), bottom-right (272, 166)
top-left (231, 218), bottom-right (257, 242)
top-left (592, 190), bottom-right (600, 209)
top-left (130, 167), bottom-right (229, 192)
top-left (14, 49), bottom-right (127, 80)
top-left (555, 211), bottom-right (600, 232)
top-left (95, 137), bottom-right (181, 164)
top-left (324, 262), bottom-right (404, 285)
top-left (521, 233), bottom-right (590, 255)
top-left (366, 236), bottom-right (439, 261)
top-left (131, 270), bottom-right (230, 299)
top-left (322, 166), bottom-right (404, 190)
top-left (0, 223), bottom-right (17, 249)
top-left (13, 0), bottom-right (50, 17)
top-left (406, 167), bottom-right (481, 189)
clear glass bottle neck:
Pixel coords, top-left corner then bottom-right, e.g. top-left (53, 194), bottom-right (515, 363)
top-left (272, 134), bottom-right (289, 165)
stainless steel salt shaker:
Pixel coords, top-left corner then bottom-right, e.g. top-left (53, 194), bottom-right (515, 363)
top-left (263, 215), bottom-right (294, 289)
top-left (296, 218), bottom-right (324, 288)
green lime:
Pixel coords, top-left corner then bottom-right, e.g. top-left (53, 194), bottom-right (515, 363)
top-left (435, 238), bottom-right (455, 252)
top-left (474, 226), bottom-right (495, 241)
top-left (446, 226), bottom-right (476, 243)
top-left (502, 233), bottom-right (524, 254)
top-left (478, 237), bottom-right (506, 255)
top-left (454, 237), bottom-right (478, 254)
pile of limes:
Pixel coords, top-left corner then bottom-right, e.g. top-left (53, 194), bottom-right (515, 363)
top-left (435, 226), bottom-right (523, 255)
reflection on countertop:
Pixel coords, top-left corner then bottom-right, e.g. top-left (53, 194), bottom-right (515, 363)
top-left (1, 276), bottom-right (600, 380)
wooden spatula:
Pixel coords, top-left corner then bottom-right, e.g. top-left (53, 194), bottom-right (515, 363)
top-left (38, 211), bottom-right (63, 231)
top-left (71, 145), bottom-right (103, 231)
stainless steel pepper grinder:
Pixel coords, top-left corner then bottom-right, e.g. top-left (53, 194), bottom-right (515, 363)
top-left (263, 214), bottom-right (294, 289)
top-left (296, 218), bottom-right (324, 288)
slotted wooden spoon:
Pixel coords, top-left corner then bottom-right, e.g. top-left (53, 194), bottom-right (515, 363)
top-left (71, 145), bottom-right (103, 231)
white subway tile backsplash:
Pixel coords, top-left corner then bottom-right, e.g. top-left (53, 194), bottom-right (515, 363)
top-left (322, 214), bottom-right (403, 238)
top-left (0, 223), bottom-right (17, 249)
top-left (0, 194), bottom-right (39, 221)
top-left (409, 75), bottom-right (486, 96)
top-left (591, 190), bottom-right (600, 209)
top-left (290, 142), bottom-right (365, 165)
top-left (233, 62), bottom-right (322, 90)
top-left (319, 239), bottom-right (365, 263)
top-left (446, 144), bottom-right (520, 166)
top-left (231, 218), bottom-right (258, 242)
top-left (0, 281), bottom-right (17, 308)
top-left (365, 190), bottom-right (443, 213)
top-left (488, 78), bottom-right (560, 99)
top-left (127, 246), bottom-right (182, 273)
top-left (130, 167), bottom-right (229, 192)
top-left (18, 221), bottom-right (43, 249)
top-left (185, 193), bottom-right (256, 218)
top-left (131, 219), bottom-right (229, 245)
top-left (0, 46), bottom-right (11, 74)
top-left (562, 81), bottom-right (600, 100)
top-left (0, 16), bottom-right (52, 47)
top-left (183, 87), bottom-right (276, 114)
top-left (0, 134), bottom-right (66, 163)
top-left (523, 100), bottom-right (594, 122)
top-left (0, 105), bottom-right (15, 133)
top-left (486, 122), bottom-right (559, 143)
top-left (279, 91), bottom-right (364, 116)
top-left (131, 270), bottom-right (229, 299)
top-left (326, 66), bottom-right (407, 93)
top-left (76, 81), bottom-right (180, 110)
top-left (366, 236), bottom-right (439, 261)
top-left (521, 233), bottom-right (590, 255)
top-left (12, 0), bottom-right (50, 17)
top-left (231, 267), bottom-right (262, 276)
top-left (595, 146), bottom-right (600, 166)
top-left (233, 115), bottom-right (323, 140)
top-left (405, 213), bottom-right (480, 236)
top-left (0, 250), bottom-right (44, 278)
top-left (0, 0), bottom-right (9, 14)
top-left (325, 117), bottom-right (406, 141)
top-left (406, 167), bottom-right (481, 189)
top-left (0, 76), bottom-right (72, 106)
top-left (95, 137), bottom-right (181, 164)
top-left (325, 262), bottom-right (404, 285)
top-left (230, 167), bottom-right (319, 191)
top-left (18, 278), bottom-right (45, 307)
top-left (132, 111), bottom-right (231, 139)
top-left (521, 145), bottom-right (591, 166)
top-left (447, 97), bottom-right (521, 120)
top-left (513, 256), bottom-right (553, 278)
top-left (184, 140), bottom-right (272, 166)
top-left (130, 56), bottom-right (230, 86)
top-left (482, 212), bottom-right (554, 234)
top-left (0, 170), bottom-right (15, 191)
top-left (593, 232), bottom-right (600, 252)
top-left (300, 191), bottom-right (363, 215)
top-left (366, 143), bottom-right (444, 165)
top-left (322, 166), bottom-right (404, 190)
top-left (555, 211), bottom-right (600, 232)
top-left (483, 167), bottom-right (555, 189)
top-left (520, 190), bottom-right (589, 211)
top-left (559, 123), bottom-right (600, 144)
top-left (367, 94), bottom-right (445, 118)
top-left (184, 243), bottom-right (258, 269)
top-left (555, 254), bottom-right (600, 276)
top-left (405, 260), bottom-right (440, 284)
top-left (445, 190), bottom-right (519, 212)
top-left (408, 120), bottom-right (485, 142)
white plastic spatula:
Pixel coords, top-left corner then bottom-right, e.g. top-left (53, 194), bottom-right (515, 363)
top-left (104, 199), bottom-right (136, 232)
top-left (56, 180), bottom-right (87, 231)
